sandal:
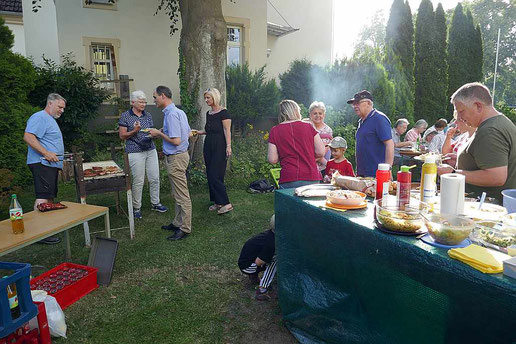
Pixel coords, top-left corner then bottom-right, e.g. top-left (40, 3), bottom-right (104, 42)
top-left (209, 204), bottom-right (222, 211)
top-left (217, 204), bottom-right (234, 215)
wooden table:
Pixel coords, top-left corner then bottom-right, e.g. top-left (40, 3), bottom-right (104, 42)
top-left (0, 202), bottom-right (109, 260)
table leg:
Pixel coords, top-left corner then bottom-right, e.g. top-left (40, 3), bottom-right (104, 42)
top-left (80, 197), bottom-right (91, 247)
top-left (64, 230), bottom-right (71, 261)
top-left (105, 210), bottom-right (111, 238)
top-left (127, 190), bottom-right (135, 239)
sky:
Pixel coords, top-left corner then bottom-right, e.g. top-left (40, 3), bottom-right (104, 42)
top-left (333, 0), bottom-right (463, 59)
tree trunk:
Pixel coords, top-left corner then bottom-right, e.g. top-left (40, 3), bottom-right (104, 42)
top-left (179, 0), bottom-right (227, 160)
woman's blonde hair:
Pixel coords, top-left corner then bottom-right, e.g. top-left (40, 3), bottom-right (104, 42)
top-left (204, 88), bottom-right (221, 107)
top-left (278, 100), bottom-right (301, 123)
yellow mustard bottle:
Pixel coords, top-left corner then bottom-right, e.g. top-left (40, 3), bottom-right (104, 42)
top-left (420, 155), bottom-right (437, 204)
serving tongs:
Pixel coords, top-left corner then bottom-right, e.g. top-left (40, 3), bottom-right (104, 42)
top-left (40, 152), bottom-right (74, 162)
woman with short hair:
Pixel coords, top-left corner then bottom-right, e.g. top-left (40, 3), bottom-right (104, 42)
top-left (404, 119), bottom-right (428, 142)
top-left (118, 90), bottom-right (168, 220)
top-left (267, 100), bottom-right (325, 189)
top-left (306, 101), bottom-right (333, 172)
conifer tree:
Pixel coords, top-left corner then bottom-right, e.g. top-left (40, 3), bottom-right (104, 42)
top-left (447, 4), bottom-right (483, 109)
top-left (414, 0), bottom-right (442, 123)
top-left (385, 0), bottom-right (414, 120)
top-left (434, 3), bottom-right (448, 115)
top-left (472, 24), bottom-right (484, 83)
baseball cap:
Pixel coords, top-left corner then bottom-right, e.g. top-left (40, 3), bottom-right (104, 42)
top-left (327, 136), bottom-right (348, 149)
top-left (346, 90), bottom-right (373, 104)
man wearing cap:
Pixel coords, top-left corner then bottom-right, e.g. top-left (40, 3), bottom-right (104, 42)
top-left (437, 82), bottom-right (516, 201)
top-left (347, 90), bottom-right (394, 177)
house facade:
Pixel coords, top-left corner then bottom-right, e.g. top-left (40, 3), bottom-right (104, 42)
top-left (17, 0), bottom-right (333, 102)
top-left (0, 0), bottom-right (25, 55)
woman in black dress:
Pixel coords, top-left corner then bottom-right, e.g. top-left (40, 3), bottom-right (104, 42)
top-left (196, 88), bottom-right (233, 214)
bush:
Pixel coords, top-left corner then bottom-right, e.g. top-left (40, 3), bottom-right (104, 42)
top-left (229, 125), bottom-right (278, 187)
top-left (28, 53), bottom-right (110, 153)
top-left (0, 17), bottom-right (37, 187)
top-left (279, 59), bottom-right (325, 107)
top-left (226, 64), bottom-right (281, 135)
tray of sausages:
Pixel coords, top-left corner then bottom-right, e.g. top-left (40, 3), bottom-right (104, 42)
top-left (37, 202), bottom-right (68, 212)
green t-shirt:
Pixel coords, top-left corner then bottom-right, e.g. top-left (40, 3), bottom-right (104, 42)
top-left (458, 114), bottom-right (516, 201)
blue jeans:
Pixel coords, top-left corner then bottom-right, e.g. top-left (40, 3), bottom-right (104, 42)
top-left (279, 180), bottom-right (319, 189)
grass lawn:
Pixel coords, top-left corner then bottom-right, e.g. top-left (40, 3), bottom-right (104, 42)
top-left (3, 181), bottom-right (297, 343)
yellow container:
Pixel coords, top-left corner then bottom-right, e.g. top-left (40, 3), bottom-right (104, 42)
top-left (420, 155), bottom-right (437, 204)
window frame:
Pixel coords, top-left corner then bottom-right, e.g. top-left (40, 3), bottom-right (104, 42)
top-left (225, 17), bottom-right (250, 66)
top-left (82, 37), bottom-right (121, 94)
top-left (83, 0), bottom-right (117, 11)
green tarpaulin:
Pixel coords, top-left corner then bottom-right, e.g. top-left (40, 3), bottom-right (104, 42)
top-left (274, 189), bottom-right (516, 344)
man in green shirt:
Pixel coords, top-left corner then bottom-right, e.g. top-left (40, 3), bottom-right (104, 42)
top-left (438, 82), bottom-right (516, 201)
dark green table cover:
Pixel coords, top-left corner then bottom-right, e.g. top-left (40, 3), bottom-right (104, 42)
top-left (274, 189), bottom-right (516, 344)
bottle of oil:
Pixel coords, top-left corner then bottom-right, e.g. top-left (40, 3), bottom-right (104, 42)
top-left (420, 155), bottom-right (437, 204)
top-left (9, 194), bottom-right (24, 234)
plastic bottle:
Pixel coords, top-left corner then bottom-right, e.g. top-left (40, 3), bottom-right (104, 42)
top-left (396, 165), bottom-right (412, 207)
top-left (420, 155), bottom-right (437, 204)
top-left (9, 194), bottom-right (24, 234)
top-left (375, 163), bottom-right (391, 200)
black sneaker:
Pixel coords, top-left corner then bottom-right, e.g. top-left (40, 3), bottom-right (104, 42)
top-left (167, 230), bottom-right (189, 241)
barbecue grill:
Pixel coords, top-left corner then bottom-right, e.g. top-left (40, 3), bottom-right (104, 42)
top-left (72, 150), bottom-right (135, 246)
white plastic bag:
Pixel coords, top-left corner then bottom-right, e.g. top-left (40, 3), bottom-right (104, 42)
top-left (31, 290), bottom-right (67, 338)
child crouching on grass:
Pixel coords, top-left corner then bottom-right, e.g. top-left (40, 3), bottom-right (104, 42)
top-left (323, 136), bottom-right (355, 183)
top-left (238, 215), bottom-right (276, 301)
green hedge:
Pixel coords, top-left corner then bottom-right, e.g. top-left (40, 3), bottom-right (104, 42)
top-left (0, 17), bottom-right (37, 188)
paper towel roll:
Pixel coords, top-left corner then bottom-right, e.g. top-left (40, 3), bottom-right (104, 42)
top-left (440, 173), bottom-right (465, 215)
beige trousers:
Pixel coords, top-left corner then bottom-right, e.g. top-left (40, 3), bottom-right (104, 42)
top-left (165, 151), bottom-right (192, 233)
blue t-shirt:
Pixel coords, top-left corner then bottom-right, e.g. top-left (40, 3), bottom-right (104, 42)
top-left (118, 109), bottom-right (156, 153)
top-left (162, 103), bottom-right (191, 155)
top-left (355, 109), bottom-right (392, 177)
top-left (25, 110), bottom-right (64, 169)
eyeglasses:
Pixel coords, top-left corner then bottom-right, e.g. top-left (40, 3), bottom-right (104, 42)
top-left (352, 100), bottom-right (368, 106)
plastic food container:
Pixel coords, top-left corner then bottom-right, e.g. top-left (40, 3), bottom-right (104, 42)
top-left (423, 213), bottom-right (475, 245)
top-left (375, 199), bottom-right (426, 233)
top-left (326, 190), bottom-right (366, 206)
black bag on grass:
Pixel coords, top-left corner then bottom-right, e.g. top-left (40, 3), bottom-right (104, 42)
top-left (248, 179), bottom-right (274, 193)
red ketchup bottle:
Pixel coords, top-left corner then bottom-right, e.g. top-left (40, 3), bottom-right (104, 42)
top-left (375, 163), bottom-right (391, 200)
top-left (396, 165), bottom-right (412, 207)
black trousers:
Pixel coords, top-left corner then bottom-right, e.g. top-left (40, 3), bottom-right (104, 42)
top-left (204, 134), bottom-right (230, 205)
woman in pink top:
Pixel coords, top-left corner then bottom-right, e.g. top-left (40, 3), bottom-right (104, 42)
top-left (404, 119), bottom-right (428, 142)
top-left (268, 100), bottom-right (325, 189)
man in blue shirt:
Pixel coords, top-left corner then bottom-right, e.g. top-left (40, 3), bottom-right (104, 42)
top-left (23, 93), bottom-right (66, 244)
top-left (347, 90), bottom-right (394, 177)
top-left (149, 86), bottom-right (192, 241)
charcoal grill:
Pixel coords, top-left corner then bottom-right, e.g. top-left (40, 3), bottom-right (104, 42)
top-left (73, 151), bottom-right (135, 246)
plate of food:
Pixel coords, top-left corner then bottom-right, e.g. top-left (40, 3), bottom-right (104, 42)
top-left (326, 190), bottom-right (366, 206)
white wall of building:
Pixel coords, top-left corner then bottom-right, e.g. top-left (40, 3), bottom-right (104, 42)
top-left (5, 20), bottom-right (25, 55)
top-left (22, 0), bottom-right (334, 103)
top-left (266, 0), bottom-right (334, 80)
top-left (22, 0), bottom-right (60, 64)
top-left (53, 0), bottom-right (181, 103)
top-left (222, 0), bottom-right (268, 71)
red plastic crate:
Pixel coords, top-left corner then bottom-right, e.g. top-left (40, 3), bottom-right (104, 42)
top-left (29, 263), bottom-right (98, 310)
